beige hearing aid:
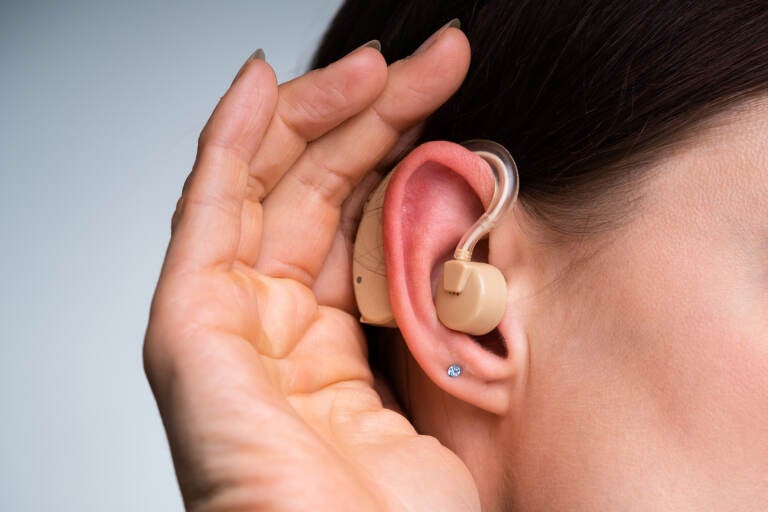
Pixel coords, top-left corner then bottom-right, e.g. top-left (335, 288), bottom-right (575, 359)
top-left (352, 140), bottom-right (520, 336)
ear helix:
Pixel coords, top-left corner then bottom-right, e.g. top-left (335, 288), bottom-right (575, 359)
top-left (352, 139), bottom-right (520, 335)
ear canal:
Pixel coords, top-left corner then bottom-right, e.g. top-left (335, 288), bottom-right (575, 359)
top-left (435, 259), bottom-right (508, 336)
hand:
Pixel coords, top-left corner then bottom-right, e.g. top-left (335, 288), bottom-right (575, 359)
top-left (144, 27), bottom-right (477, 512)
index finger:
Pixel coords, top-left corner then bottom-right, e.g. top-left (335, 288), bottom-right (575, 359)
top-left (164, 55), bottom-right (278, 274)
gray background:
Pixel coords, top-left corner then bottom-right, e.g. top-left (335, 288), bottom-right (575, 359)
top-left (0, 1), bottom-right (344, 509)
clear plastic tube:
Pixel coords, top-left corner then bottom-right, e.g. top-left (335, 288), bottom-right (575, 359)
top-left (454, 140), bottom-right (520, 261)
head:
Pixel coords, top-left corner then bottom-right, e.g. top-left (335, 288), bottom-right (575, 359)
top-left (312, 2), bottom-right (768, 510)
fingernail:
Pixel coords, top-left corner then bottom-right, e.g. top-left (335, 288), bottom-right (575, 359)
top-left (233, 48), bottom-right (265, 84)
top-left (249, 48), bottom-right (266, 61)
top-left (413, 18), bottom-right (461, 56)
top-left (353, 39), bottom-right (382, 53)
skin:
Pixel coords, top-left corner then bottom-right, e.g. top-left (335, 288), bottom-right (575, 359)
top-left (381, 98), bottom-right (768, 511)
top-left (145, 18), bottom-right (767, 511)
top-left (144, 25), bottom-right (481, 511)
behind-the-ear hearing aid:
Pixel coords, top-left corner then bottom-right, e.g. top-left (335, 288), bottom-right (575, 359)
top-left (352, 139), bottom-right (520, 336)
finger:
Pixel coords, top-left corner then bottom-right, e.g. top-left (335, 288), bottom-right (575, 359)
top-left (233, 44), bottom-right (387, 265)
top-left (170, 196), bottom-right (183, 233)
top-left (164, 56), bottom-right (278, 274)
top-left (245, 43), bottom-right (387, 203)
top-left (256, 26), bottom-right (471, 285)
top-left (170, 169), bottom-right (195, 233)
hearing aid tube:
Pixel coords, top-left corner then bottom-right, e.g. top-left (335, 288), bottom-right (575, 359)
top-left (452, 140), bottom-right (519, 261)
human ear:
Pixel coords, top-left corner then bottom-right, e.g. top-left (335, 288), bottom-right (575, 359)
top-left (379, 140), bottom-right (526, 415)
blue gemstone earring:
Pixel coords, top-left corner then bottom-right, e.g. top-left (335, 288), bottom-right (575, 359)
top-left (447, 364), bottom-right (463, 378)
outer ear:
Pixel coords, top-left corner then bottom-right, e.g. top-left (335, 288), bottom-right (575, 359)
top-left (383, 141), bottom-right (527, 416)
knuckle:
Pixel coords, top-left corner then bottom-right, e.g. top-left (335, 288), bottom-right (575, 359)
top-left (263, 257), bottom-right (316, 288)
top-left (245, 172), bottom-right (267, 203)
top-left (184, 146), bottom-right (244, 217)
top-left (142, 324), bottom-right (169, 393)
top-left (184, 192), bottom-right (240, 220)
top-left (369, 101), bottom-right (408, 135)
top-left (282, 77), bottom-right (348, 132)
top-left (401, 71), bottom-right (433, 99)
top-left (142, 333), bottom-right (159, 384)
top-left (171, 196), bottom-right (184, 232)
top-left (298, 150), bottom-right (356, 206)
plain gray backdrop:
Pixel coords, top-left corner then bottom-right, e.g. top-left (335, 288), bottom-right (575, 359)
top-left (0, 1), bottom-right (344, 509)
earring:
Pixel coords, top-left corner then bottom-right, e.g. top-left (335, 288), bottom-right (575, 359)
top-left (447, 364), bottom-right (463, 378)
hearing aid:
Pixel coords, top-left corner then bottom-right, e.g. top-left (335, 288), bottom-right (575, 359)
top-left (352, 139), bottom-right (520, 336)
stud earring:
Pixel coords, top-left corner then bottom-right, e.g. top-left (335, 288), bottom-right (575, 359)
top-left (447, 364), bottom-right (463, 378)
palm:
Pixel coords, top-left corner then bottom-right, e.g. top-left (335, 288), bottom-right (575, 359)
top-left (162, 268), bottom-right (476, 510)
top-left (145, 28), bottom-right (479, 511)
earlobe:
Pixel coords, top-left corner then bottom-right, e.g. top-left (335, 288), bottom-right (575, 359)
top-left (380, 140), bottom-right (525, 415)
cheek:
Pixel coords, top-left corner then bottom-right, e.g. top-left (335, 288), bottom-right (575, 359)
top-left (652, 287), bottom-right (768, 418)
top-left (760, 237), bottom-right (768, 288)
top-left (604, 224), bottom-right (768, 453)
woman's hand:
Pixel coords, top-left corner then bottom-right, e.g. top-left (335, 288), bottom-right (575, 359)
top-left (144, 25), bottom-right (477, 512)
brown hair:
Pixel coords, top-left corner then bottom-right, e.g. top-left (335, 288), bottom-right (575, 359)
top-left (310, 1), bottom-right (768, 235)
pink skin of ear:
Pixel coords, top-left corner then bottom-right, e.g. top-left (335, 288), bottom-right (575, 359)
top-left (383, 141), bottom-right (501, 332)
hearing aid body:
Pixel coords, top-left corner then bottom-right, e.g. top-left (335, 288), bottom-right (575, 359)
top-left (353, 172), bottom-right (397, 327)
top-left (352, 140), bottom-right (520, 336)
